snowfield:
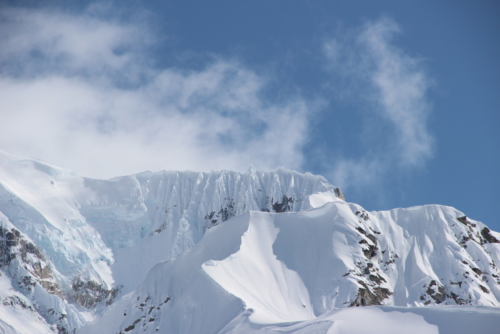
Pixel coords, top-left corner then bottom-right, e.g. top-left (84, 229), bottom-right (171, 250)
top-left (1, 150), bottom-right (499, 333)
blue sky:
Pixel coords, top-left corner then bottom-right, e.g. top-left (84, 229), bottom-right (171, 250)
top-left (1, 1), bottom-right (499, 230)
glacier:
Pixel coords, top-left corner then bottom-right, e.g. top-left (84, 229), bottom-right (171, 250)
top-left (0, 150), bottom-right (499, 334)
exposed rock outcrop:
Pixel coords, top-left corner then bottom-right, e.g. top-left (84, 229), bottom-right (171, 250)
top-left (350, 281), bottom-right (392, 307)
top-left (334, 187), bottom-right (345, 201)
top-left (426, 280), bottom-right (446, 304)
top-left (272, 196), bottom-right (294, 213)
top-left (72, 278), bottom-right (122, 309)
top-left (481, 227), bottom-right (500, 243)
top-left (0, 225), bottom-right (61, 297)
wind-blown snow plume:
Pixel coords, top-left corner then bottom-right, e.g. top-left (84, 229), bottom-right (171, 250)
top-left (0, 6), bottom-right (311, 179)
top-left (324, 17), bottom-right (434, 190)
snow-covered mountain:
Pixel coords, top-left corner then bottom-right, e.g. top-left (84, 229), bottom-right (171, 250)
top-left (1, 151), bottom-right (499, 333)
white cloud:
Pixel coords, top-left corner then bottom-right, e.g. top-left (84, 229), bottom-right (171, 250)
top-left (0, 7), bottom-right (311, 179)
top-left (0, 8), bottom-right (434, 190)
top-left (324, 17), bottom-right (434, 190)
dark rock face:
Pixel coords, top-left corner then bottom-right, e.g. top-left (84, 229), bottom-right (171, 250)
top-left (204, 194), bottom-right (300, 230)
top-left (20, 239), bottom-right (45, 263)
top-left (355, 226), bottom-right (379, 259)
top-left (356, 227), bottom-right (366, 235)
top-left (334, 188), bottom-right (345, 201)
top-left (72, 278), bottom-right (122, 309)
top-left (355, 210), bottom-right (370, 221)
top-left (218, 199), bottom-right (236, 222)
top-left (362, 245), bottom-right (377, 259)
top-left (366, 234), bottom-right (378, 245)
top-left (457, 216), bottom-right (472, 226)
top-left (0, 225), bottom-right (61, 297)
top-left (5, 230), bottom-right (19, 247)
top-left (119, 295), bottom-right (171, 333)
top-left (449, 291), bottom-right (469, 305)
top-left (272, 196), bottom-right (294, 213)
top-left (368, 274), bottom-right (386, 285)
top-left (426, 280), bottom-right (446, 304)
top-left (0, 228), bottom-right (18, 265)
top-left (481, 227), bottom-right (500, 243)
top-left (350, 281), bottom-right (392, 307)
top-left (204, 199), bottom-right (237, 229)
top-left (479, 285), bottom-right (490, 293)
top-left (0, 225), bottom-right (76, 333)
top-left (471, 267), bottom-right (483, 276)
top-left (454, 215), bottom-right (496, 247)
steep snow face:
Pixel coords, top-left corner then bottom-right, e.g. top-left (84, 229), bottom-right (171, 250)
top-left (273, 201), bottom-right (500, 311)
top-left (0, 151), bottom-right (341, 332)
top-left (89, 198), bottom-right (500, 334)
top-left (82, 166), bottom-right (339, 292)
top-left (0, 152), bottom-right (113, 284)
top-left (202, 212), bottom-right (314, 324)
top-left (371, 205), bottom-right (500, 308)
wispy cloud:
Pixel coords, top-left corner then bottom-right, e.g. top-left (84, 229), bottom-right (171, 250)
top-left (0, 6), bottom-right (434, 191)
top-left (0, 6), bottom-right (312, 178)
top-left (324, 17), bottom-right (434, 191)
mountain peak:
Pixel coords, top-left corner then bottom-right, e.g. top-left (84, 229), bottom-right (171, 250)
top-left (0, 154), bottom-right (499, 334)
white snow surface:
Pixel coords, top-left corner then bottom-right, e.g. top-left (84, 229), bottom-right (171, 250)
top-left (79, 202), bottom-right (500, 333)
top-left (1, 150), bottom-right (500, 333)
top-left (202, 212), bottom-right (315, 324)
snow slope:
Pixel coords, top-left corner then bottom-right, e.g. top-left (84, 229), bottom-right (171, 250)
top-left (219, 305), bottom-right (500, 334)
top-left (83, 199), bottom-right (500, 334)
